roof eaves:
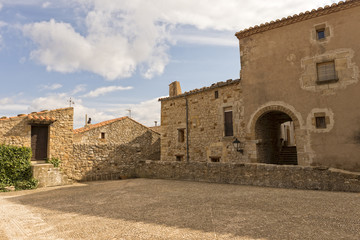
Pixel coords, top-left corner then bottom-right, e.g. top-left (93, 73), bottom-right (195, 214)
top-left (73, 116), bottom-right (128, 134)
top-left (159, 78), bottom-right (241, 101)
top-left (235, 0), bottom-right (360, 39)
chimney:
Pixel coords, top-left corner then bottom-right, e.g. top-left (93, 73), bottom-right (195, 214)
top-left (169, 81), bottom-right (182, 97)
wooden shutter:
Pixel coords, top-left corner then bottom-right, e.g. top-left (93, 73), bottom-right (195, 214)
top-left (317, 61), bottom-right (336, 82)
top-left (224, 111), bottom-right (233, 136)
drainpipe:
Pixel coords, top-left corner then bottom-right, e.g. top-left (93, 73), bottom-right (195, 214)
top-left (185, 97), bottom-right (189, 162)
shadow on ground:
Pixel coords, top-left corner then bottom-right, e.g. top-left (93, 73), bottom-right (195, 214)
top-left (6, 179), bottom-right (360, 240)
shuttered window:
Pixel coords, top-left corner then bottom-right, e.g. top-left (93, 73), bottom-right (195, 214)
top-left (224, 110), bottom-right (233, 136)
top-left (317, 61), bottom-right (337, 83)
top-left (178, 129), bottom-right (185, 142)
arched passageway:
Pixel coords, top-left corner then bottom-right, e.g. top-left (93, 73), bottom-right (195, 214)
top-left (255, 111), bottom-right (298, 165)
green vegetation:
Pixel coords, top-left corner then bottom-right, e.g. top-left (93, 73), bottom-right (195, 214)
top-left (0, 145), bottom-right (38, 191)
top-left (46, 157), bottom-right (61, 168)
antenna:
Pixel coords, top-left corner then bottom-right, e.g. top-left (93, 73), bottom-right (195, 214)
top-left (126, 109), bottom-right (131, 118)
top-left (67, 97), bottom-right (75, 107)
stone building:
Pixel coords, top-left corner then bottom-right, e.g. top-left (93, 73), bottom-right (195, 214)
top-left (160, 1), bottom-right (360, 172)
top-left (72, 116), bottom-right (160, 180)
top-left (0, 108), bottom-right (74, 174)
top-left (160, 80), bottom-right (242, 163)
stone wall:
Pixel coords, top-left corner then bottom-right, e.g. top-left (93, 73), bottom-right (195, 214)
top-left (238, 3), bottom-right (360, 171)
top-left (0, 108), bottom-right (74, 176)
top-left (72, 117), bottom-right (160, 180)
top-left (160, 79), bottom-right (245, 163)
top-left (135, 161), bottom-right (360, 192)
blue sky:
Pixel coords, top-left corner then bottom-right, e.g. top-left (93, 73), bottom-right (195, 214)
top-left (0, 0), bottom-right (340, 128)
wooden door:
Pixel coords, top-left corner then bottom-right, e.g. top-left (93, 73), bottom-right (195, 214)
top-left (31, 125), bottom-right (49, 160)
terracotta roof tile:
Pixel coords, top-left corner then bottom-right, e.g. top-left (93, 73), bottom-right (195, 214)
top-left (73, 117), bottom-right (128, 134)
top-left (0, 107), bottom-right (72, 122)
top-left (73, 116), bottom-right (161, 135)
top-left (235, 0), bottom-right (360, 39)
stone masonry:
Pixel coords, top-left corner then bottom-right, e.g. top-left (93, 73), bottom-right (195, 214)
top-left (160, 79), bottom-right (245, 163)
top-left (160, 1), bottom-right (360, 173)
top-left (0, 108), bottom-right (74, 177)
top-left (72, 117), bottom-right (160, 181)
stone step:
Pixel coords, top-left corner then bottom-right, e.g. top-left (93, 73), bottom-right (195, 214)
top-left (31, 164), bottom-right (72, 188)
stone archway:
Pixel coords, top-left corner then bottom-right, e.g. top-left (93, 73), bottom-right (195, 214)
top-left (248, 104), bottom-right (304, 165)
top-left (255, 111), bottom-right (297, 164)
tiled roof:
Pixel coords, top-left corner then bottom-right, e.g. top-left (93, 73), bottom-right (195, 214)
top-left (0, 107), bottom-right (72, 122)
top-left (235, 0), bottom-right (360, 39)
top-left (73, 117), bottom-right (128, 134)
top-left (159, 78), bottom-right (241, 101)
top-left (73, 117), bottom-right (160, 135)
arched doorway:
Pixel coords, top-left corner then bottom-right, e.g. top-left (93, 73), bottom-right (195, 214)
top-left (255, 111), bottom-right (298, 165)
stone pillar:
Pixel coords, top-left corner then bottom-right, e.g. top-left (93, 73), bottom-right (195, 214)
top-left (169, 81), bottom-right (182, 97)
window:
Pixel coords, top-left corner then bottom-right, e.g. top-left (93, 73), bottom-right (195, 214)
top-left (100, 132), bottom-right (106, 139)
top-left (315, 116), bottom-right (327, 129)
top-left (314, 23), bottom-right (329, 41)
top-left (224, 107), bottom-right (233, 137)
top-left (175, 155), bottom-right (184, 161)
top-left (178, 129), bottom-right (185, 142)
top-left (210, 157), bottom-right (220, 162)
top-left (317, 61), bottom-right (337, 83)
top-left (215, 90), bottom-right (219, 99)
top-left (317, 29), bottom-right (325, 40)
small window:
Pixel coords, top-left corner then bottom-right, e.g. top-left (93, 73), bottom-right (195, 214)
top-left (210, 157), bottom-right (220, 162)
top-left (214, 91), bottom-right (219, 99)
top-left (100, 132), bottom-right (106, 139)
top-left (175, 155), bottom-right (183, 161)
top-left (315, 117), bottom-right (327, 129)
top-left (178, 129), bottom-right (185, 142)
top-left (224, 108), bottom-right (233, 137)
top-left (317, 61), bottom-right (337, 83)
top-left (317, 29), bottom-right (325, 40)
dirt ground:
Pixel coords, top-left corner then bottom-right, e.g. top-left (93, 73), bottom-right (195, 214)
top-left (0, 179), bottom-right (359, 240)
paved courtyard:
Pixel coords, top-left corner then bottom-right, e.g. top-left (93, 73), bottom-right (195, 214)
top-left (0, 179), bottom-right (359, 240)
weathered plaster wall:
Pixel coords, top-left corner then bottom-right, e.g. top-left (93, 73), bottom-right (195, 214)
top-left (239, 5), bottom-right (360, 171)
top-left (72, 117), bottom-right (160, 180)
top-left (160, 80), bottom-right (246, 163)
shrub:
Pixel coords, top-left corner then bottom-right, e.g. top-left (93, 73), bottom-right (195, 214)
top-left (0, 145), bottom-right (38, 191)
top-left (46, 157), bottom-right (61, 168)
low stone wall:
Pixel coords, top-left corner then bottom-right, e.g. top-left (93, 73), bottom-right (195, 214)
top-left (71, 144), bottom-right (157, 181)
top-left (135, 161), bottom-right (360, 192)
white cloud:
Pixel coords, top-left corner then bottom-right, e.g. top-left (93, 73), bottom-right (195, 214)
top-left (0, 97), bottom-right (28, 113)
top-left (71, 84), bottom-right (87, 95)
top-left (22, 0), bottom-right (340, 80)
top-left (82, 85), bottom-right (133, 98)
top-left (127, 98), bottom-right (161, 127)
top-left (101, 97), bottom-right (162, 127)
top-left (19, 57), bottom-right (26, 64)
top-left (42, 1), bottom-right (50, 8)
top-left (39, 83), bottom-right (63, 91)
top-left (27, 93), bottom-right (160, 128)
top-left (0, 3), bottom-right (3, 11)
top-left (0, 21), bottom-right (7, 50)
top-left (174, 34), bottom-right (238, 47)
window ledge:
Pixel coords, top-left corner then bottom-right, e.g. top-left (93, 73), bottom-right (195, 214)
top-left (316, 78), bottom-right (339, 85)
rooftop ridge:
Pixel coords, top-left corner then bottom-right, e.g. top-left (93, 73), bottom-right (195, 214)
top-left (73, 116), bottom-right (161, 135)
top-left (73, 116), bottom-right (128, 134)
top-left (235, 0), bottom-right (360, 39)
top-left (159, 78), bottom-right (240, 101)
top-left (0, 107), bottom-right (73, 121)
